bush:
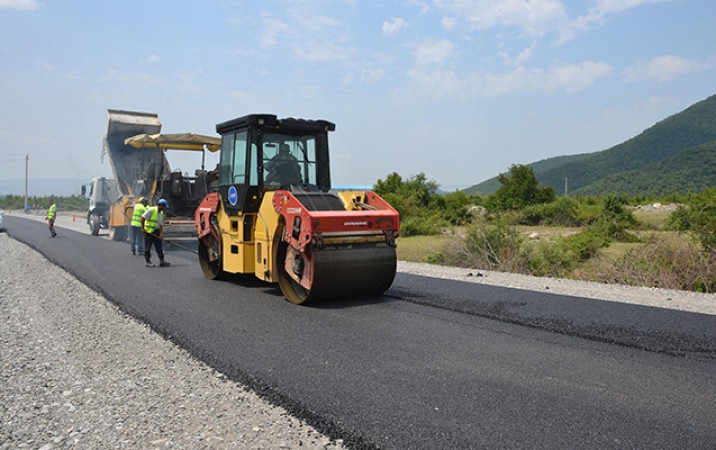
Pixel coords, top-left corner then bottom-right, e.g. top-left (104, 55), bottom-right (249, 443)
top-left (400, 214), bottom-right (449, 237)
top-left (669, 189), bottom-right (716, 252)
top-left (439, 219), bottom-right (529, 273)
top-left (519, 197), bottom-right (582, 227)
top-left (583, 240), bottom-right (716, 292)
top-left (524, 230), bottom-right (609, 277)
top-left (525, 240), bottom-right (574, 277)
top-left (429, 190), bottom-right (474, 226)
top-left (585, 195), bottom-right (640, 242)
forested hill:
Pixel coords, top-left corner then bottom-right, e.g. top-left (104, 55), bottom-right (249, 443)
top-left (465, 94), bottom-right (716, 196)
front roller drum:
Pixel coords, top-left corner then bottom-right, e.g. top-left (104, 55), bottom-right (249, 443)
top-left (278, 243), bottom-right (397, 305)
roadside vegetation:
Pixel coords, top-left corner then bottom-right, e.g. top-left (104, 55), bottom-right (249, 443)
top-left (3, 172), bottom-right (714, 293)
top-left (376, 166), bottom-right (716, 293)
top-left (0, 194), bottom-right (87, 212)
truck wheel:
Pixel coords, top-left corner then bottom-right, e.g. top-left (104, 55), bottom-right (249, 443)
top-left (89, 215), bottom-right (100, 235)
top-left (109, 226), bottom-right (128, 242)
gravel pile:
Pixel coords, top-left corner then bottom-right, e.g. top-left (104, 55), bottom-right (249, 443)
top-left (2, 213), bottom-right (714, 449)
top-left (0, 233), bottom-right (345, 450)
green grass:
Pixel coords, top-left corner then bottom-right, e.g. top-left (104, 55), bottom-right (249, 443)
top-left (632, 208), bottom-right (675, 230)
top-left (396, 234), bottom-right (452, 262)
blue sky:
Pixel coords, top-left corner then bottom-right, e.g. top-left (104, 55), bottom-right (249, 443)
top-left (0, 0), bottom-right (714, 194)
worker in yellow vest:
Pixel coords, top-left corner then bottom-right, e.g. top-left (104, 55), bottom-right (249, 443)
top-left (46, 198), bottom-right (57, 237)
top-left (129, 197), bottom-right (149, 255)
top-left (141, 198), bottom-right (170, 268)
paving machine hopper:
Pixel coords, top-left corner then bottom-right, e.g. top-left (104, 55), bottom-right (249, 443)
top-left (123, 133), bottom-right (221, 240)
top-left (195, 114), bottom-right (400, 304)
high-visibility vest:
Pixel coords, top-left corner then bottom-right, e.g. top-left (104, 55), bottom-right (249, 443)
top-left (143, 207), bottom-right (163, 234)
top-left (131, 203), bottom-right (147, 227)
top-left (47, 204), bottom-right (56, 220)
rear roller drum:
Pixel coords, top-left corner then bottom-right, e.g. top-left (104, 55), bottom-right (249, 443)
top-left (277, 242), bottom-right (313, 305)
top-left (198, 216), bottom-right (225, 280)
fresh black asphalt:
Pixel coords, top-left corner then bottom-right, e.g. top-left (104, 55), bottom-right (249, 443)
top-left (5, 215), bottom-right (716, 449)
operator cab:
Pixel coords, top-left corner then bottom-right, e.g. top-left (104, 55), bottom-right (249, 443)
top-left (215, 114), bottom-right (335, 215)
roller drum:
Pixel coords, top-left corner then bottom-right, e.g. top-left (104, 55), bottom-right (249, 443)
top-left (279, 243), bottom-right (397, 304)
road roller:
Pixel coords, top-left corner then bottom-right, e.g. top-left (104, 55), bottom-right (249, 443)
top-left (194, 114), bottom-right (400, 304)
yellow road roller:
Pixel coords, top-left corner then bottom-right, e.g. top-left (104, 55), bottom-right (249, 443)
top-left (195, 114), bottom-right (400, 304)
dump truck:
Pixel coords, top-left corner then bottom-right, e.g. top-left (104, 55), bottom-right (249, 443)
top-left (195, 114), bottom-right (400, 304)
top-left (81, 176), bottom-right (118, 235)
top-left (102, 109), bottom-right (163, 241)
top-left (101, 109), bottom-right (220, 241)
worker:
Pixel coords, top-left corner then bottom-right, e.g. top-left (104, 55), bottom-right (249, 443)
top-left (129, 197), bottom-right (149, 255)
top-left (46, 198), bottom-right (57, 237)
top-left (141, 198), bottom-right (170, 268)
top-left (265, 143), bottom-right (301, 188)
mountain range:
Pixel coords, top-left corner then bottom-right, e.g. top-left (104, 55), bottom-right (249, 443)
top-left (464, 94), bottom-right (716, 197)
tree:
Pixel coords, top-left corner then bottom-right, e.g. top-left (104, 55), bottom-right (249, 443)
top-left (489, 164), bottom-right (555, 210)
top-left (670, 189), bottom-right (716, 252)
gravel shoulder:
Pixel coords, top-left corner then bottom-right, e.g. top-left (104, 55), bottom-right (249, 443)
top-left (2, 211), bottom-right (715, 448)
top-left (0, 229), bottom-right (345, 449)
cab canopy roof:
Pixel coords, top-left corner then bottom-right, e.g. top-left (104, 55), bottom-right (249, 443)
top-left (124, 133), bottom-right (221, 152)
top-left (216, 114), bottom-right (335, 135)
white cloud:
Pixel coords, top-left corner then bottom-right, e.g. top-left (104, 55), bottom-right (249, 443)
top-left (586, 0), bottom-right (671, 19)
top-left (0, 0), bottom-right (40, 10)
top-left (499, 46), bottom-right (534, 67)
top-left (434, 0), bottom-right (570, 38)
top-left (258, 15), bottom-right (291, 49)
top-left (435, 0), bottom-right (674, 44)
top-left (145, 54), bottom-right (160, 63)
top-left (340, 73), bottom-right (354, 86)
top-left (360, 68), bottom-right (385, 84)
top-left (382, 18), bottom-right (406, 36)
top-left (292, 41), bottom-right (348, 62)
top-left (441, 17), bottom-right (456, 30)
top-left (408, 0), bottom-right (431, 14)
top-left (407, 60), bottom-right (613, 99)
top-left (622, 55), bottom-right (716, 83)
top-left (254, 9), bottom-right (350, 62)
top-left (34, 57), bottom-right (54, 70)
top-left (412, 38), bottom-right (457, 67)
top-left (570, 0), bottom-right (672, 41)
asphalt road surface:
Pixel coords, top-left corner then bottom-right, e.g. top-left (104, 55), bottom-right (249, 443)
top-left (5, 215), bottom-right (716, 449)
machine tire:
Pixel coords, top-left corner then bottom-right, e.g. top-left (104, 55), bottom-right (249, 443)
top-left (198, 229), bottom-right (226, 280)
top-left (109, 225), bottom-right (128, 242)
top-left (89, 214), bottom-right (100, 236)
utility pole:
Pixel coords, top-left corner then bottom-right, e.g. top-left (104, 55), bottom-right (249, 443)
top-left (25, 154), bottom-right (29, 211)
top-left (564, 177), bottom-right (568, 197)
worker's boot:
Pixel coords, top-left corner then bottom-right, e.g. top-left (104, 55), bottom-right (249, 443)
top-left (159, 259), bottom-right (171, 267)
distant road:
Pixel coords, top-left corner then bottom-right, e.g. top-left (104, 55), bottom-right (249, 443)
top-left (5, 214), bottom-right (716, 449)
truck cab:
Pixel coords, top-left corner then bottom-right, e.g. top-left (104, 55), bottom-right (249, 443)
top-left (82, 176), bottom-right (118, 235)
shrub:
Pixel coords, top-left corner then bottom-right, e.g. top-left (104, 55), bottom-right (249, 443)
top-left (440, 219), bottom-right (529, 273)
top-left (668, 189), bottom-right (716, 252)
top-left (583, 240), bottom-right (716, 292)
top-left (524, 230), bottom-right (609, 277)
top-left (586, 195), bottom-right (640, 242)
top-left (400, 214), bottom-right (448, 237)
top-left (519, 197), bottom-right (582, 227)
